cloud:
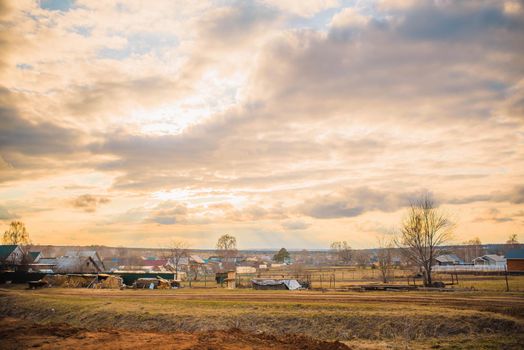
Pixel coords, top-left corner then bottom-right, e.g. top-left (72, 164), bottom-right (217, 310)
top-left (281, 219), bottom-right (311, 230)
top-left (0, 206), bottom-right (18, 221)
top-left (146, 201), bottom-right (189, 225)
top-left (475, 208), bottom-right (514, 223)
top-left (300, 187), bottom-right (417, 219)
top-left (0, 1), bottom-right (523, 247)
top-left (71, 194), bottom-right (111, 213)
top-left (0, 92), bottom-right (82, 157)
top-left (262, 0), bottom-right (339, 17)
top-left (448, 185), bottom-right (524, 205)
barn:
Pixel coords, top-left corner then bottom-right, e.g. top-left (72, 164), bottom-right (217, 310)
top-left (506, 249), bottom-right (524, 272)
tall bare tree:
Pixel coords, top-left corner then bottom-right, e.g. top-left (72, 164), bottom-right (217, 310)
top-left (397, 194), bottom-right (453, 286)
top-left (330, 241), bottom-right (352, 264)
top-left (462, 237), bottom-right (483, 263)
top-left (376, 235), bottom-right (394, 283)
top-left (353, 250), bottom-right (371, 268)
top-left (3, 221), bottom-right (30, 245)
top-left (216, 234), bottom-right (237, 267)
top-left (506, 233), bottom-right (520, 249)
top-left (163, 240), bottom-right (189, 279)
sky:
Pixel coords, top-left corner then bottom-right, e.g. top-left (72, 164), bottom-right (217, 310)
top-left (0, 0), bottom-right (523, 249)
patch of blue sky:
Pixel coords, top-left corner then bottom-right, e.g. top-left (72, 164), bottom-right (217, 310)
top-left (284, 0), bottom-right (379, 31)
top-left (97, 32), bottom-right (179, 60)
top-left (486, 81), bottom-right (507, 93)
top-left (40, 0), bottom-right (76, 12)
top-left (287, 7), bottom-right (341, 30)
top-left (70, 25), bottom-right (92, 37)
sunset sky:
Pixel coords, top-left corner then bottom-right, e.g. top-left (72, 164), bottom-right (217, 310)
top-left (0, 0), bottom-right (523, 249)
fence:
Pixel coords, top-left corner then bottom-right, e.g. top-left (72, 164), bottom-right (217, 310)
top-left (432, 265), bottom-right (506, 273)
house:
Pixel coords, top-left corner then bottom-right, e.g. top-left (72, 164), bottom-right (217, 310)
top-left (189, 255), bottom-right (206, 264)
top-left (435, 254), bottom-right (464, 266)
top-left (30, 257), bottom-right (57, 273)
top-left (54, 256), bottom-right (103, 273)
top-left (473, 254), bottom-right (506, 266)
top-left (0, 245), bottom-right (26, 266)
top-left (65, 250), bottom-right (105, 271)
top-left (140, 259), bottom-right (175, 272)
top-left (506, 249), bottom-right (524, 272)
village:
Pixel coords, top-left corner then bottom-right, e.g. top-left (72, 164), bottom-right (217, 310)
top-left (2, 1), bottom-right (524, 348)
top-left (1, 233), bottom-right (523, 292)
top-left (1, 234), bottom-right (524, 349)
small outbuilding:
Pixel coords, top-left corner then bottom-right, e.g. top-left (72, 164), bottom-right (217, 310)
top-left (435, 254), bottom-right (463, 266)
top-left (251, 279), bottom-right (303, 290)
top-left (506, 249), bottom-right (524, 272)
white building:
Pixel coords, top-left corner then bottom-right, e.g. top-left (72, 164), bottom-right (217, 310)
top-left (473, 254), bottom-right (506, 266)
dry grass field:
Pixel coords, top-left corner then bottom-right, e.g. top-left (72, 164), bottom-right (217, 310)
top-left (1, 284), bottom-right (523, 349)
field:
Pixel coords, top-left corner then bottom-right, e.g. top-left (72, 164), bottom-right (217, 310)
top-left (1, 284), bottom-right (524, 349)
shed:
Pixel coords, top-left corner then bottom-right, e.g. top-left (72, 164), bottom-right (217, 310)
top-left (215, 271), bottom-right (236, 288)
top-left (506, 249), bottom-right (524, 272)
top-left (435, 254), bottom-right (463, 266)
top-left (251, 279), bottom-right (302, 290)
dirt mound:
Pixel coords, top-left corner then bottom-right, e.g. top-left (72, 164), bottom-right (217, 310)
top-left (201, 328), bottom-right (349, 350)
top-left (0, 318), bottom-right (351, 350)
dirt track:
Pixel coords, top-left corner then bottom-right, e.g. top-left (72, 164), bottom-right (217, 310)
top-left (0, 318), bottom-right (349, 350)
top-left (10, 288), bottom-right (523, 313)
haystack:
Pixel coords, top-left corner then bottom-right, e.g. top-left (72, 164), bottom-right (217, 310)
top-left (100, 275), bottom-right (124, 289)
top-left (65, 275), bottom-right (95, 288)
top-left (41, 274), bottom-right (68, 287)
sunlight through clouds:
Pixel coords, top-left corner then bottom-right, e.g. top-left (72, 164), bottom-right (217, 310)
top-left (0, 0), bottom-right (523, 248)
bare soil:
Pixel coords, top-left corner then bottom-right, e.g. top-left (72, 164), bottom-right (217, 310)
top-left (0, 317), bottom-right (349, 350)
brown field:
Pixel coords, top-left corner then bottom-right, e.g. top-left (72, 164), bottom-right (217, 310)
top-left (1, 284), bottom-right (524, 349)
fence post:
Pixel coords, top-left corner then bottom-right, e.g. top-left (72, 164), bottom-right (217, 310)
top-left (505, 266), bottom-right (510, 292)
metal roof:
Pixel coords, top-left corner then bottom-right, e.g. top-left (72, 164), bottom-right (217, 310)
top-left (482, 254), bottom-right (506, 262)
top-left (0, 245), bottom-right (19, 260)
top-left (506, 248), bottom-right (524, 259)
top-left (435, 254), bottom-right (463, 263)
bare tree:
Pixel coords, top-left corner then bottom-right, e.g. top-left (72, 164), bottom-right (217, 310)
top-left (462, 237), bottom-right (483, 263)
top-left (164, 240), bottom-right (189, 279)
top-left (3, 221), bottom-right (30, 245)
top-left (216, 234), bottom-right (237, 267)
top-left (330, 241), bottom-right (352, 264)
top-left (397, 194), bottom-right (453, 287)
top-left (506, 234), bottom-right (520, 250)
top-left (376, 235), bottom-right (394, 283)
top-left (353, 250), bottom-right (371, 268)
